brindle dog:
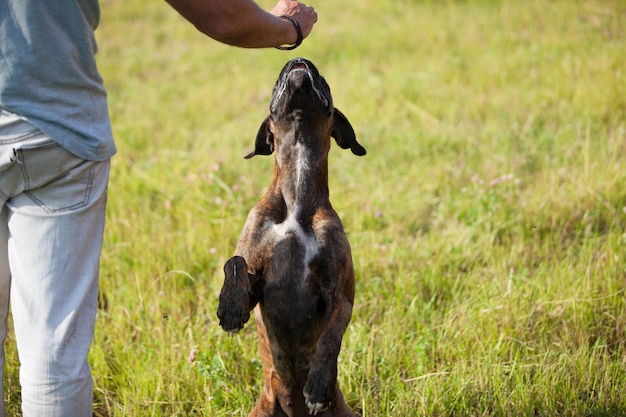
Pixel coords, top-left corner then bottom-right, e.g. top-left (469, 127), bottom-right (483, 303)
top-left (217, 58), bottom-right (365, 417)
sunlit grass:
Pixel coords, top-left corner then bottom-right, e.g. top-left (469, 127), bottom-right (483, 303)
top-left (3, 0), bottom-right (626, 415)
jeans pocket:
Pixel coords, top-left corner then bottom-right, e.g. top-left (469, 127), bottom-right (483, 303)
top-left (16, 143), bottom-right (96, 213)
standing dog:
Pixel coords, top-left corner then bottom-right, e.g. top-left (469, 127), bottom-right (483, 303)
top-left (217, 58), bottom-right (365, 417)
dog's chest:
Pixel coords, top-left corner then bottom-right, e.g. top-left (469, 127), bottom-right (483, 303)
top-left (269, 212), bottom-right (319, 280)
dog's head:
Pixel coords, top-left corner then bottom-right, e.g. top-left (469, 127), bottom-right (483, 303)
top-left (245, 58), bottom-right (366, 159)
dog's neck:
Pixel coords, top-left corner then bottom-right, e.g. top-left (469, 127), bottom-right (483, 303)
top-left (270, 131), bottom-right (330, 219)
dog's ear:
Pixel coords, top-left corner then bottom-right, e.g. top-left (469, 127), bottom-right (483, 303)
top-left (331, 108), bottom-right (366, 156)
top-left (245, 116), bottom-right (274, 159)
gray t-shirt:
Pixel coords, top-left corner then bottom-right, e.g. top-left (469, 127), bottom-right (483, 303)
top-left (0, 0), bottom-right (116, 161)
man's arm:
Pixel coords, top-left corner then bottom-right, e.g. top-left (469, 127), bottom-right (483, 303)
top-left (165, 0), bottom-right (317, 48)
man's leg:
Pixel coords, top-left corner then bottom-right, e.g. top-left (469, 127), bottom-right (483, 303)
top-left (7, 136), bottom-right (109, 417)
top-left (0, 205), bottom-right (10, 417)
top-left (1, 109), bottom-right (24, 417)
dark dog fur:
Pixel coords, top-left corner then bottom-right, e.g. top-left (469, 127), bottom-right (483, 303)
top-left (217, 58), bottom-right (365, 417)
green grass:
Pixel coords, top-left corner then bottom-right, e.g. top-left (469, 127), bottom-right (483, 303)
top-left (4, 0), bottom-right (626, 415)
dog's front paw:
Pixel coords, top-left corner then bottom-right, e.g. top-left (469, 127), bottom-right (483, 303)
top-left (217, 257), bottom-right (252, 333)
top-left (217, 287), bottom-right (249, 333)
top-left (303, 364), bottom-right (337, 415)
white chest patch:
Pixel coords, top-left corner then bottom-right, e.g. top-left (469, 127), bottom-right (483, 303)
top-left (272, 211), bottom-right (319, 279)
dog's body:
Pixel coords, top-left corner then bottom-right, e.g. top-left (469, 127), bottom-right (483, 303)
top-left (217, 58), bottom-right (365, 417)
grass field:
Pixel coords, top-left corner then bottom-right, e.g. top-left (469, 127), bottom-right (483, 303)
top-left (4, 0), bottom-right (626, 415)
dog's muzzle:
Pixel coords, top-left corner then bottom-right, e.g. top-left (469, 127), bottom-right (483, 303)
top-left (270, 58), bottom-right (331, 114)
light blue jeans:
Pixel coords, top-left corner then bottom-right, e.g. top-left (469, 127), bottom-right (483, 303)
top-left (0, 110), bottom-right (109, 417)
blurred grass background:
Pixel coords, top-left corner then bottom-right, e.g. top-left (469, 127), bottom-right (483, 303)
top-left (4, 0), bottom-right (626, 415)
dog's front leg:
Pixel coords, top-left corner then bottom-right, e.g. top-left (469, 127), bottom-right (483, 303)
top-left (217, 256), bottom-right (261, 334)
top-left (304, 295), bottom-right (353, 415)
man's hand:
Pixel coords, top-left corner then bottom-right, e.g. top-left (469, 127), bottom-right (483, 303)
top-left (166, 0), bottom-right (318, 49)
top-left (271, 0), bottom-right (317, 40)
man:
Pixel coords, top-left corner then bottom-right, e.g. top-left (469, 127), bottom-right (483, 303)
top-left (0, 0), bottom-right (317, 415)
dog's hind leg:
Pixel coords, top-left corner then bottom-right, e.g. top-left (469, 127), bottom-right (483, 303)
top-left (217, 256), bottom-right (261, 333)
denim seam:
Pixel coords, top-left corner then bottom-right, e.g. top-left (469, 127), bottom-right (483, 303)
top-left (0, 128), bottom-right (42, 145)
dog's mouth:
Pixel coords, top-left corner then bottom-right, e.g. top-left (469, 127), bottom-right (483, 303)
top-left (270, 58), bottom-right (331, 114)
top-left (290, 62), bottom-right (309, 71)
